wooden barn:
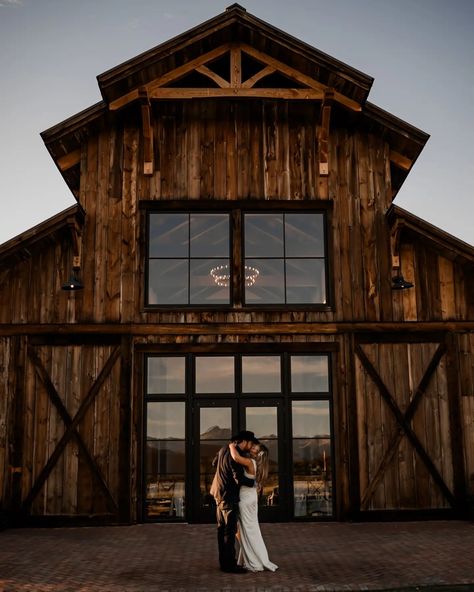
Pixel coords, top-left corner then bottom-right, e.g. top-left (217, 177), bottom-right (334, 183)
top-left (1, 4), bottom-right (473, 527)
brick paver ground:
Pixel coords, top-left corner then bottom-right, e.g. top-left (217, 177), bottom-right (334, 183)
top-left (0, 521), bottom-right (473, 592)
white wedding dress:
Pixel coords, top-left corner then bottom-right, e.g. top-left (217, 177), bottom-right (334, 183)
top-left (237, 459), bottom-right (278, 572)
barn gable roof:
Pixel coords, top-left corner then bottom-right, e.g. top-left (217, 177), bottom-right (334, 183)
top-left (41, 4), bottom-right (429, 202)
top-left (388, 205), bottom-right (474, 265)
top-left (0, 204), bottom-right (84, 267)
top-left (96, 3), bottom-right (373, 108)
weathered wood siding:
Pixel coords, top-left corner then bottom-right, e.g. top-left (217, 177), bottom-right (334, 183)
top-left (0, 101), bottom-right (472, 327)
top-left (0, 342), bottom-right (123, 517)
top-left (355, 341), bottom-right (454, 510)
top-left (0, 97), bottom-right (473, 520)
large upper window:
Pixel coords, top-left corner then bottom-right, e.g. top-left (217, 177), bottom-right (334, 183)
top-left (244, 213), bottom-right (326, 305)
top-left (147, 213), bottom-right (230, 305)
top-left (146, 207), bottom-right (328, 307)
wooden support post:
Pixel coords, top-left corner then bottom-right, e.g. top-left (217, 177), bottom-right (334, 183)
top-left (230, 46), bottom-right (242, 87)
top-left (318, 90), bottom-right (334, 176)
top-left (118, 336), bottom-right (132, 523)
top-left (69, 222), bottom-right (83, 270)
top-left (139, 88), bottom-right (154, 176)
top-left (390, 222), bottom-right (402, 272)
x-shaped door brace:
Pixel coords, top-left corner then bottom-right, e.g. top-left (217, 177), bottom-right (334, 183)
top-left (22, 345), bottom-right (121, 514)
top-left (355, 341), bottom-right (456, 509)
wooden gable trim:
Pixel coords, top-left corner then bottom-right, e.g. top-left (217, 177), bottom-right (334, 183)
top-left (387, 205), bottom-right (474, 264)
top-left (57, 149), bottom-right (81, 172)
top-left (108, 43), bottom-right (361, 112)
top-left (97, 5), bottom-right (373, 104)
top-left (390, 150), bottom-right (412, 171)
top-left (0, 205), bottom-right (85, 265)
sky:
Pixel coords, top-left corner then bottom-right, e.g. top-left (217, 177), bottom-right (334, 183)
top-left (0, 0), bottom-right (473, 247)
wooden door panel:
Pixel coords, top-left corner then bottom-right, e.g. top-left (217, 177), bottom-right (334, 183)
top-left (22, 344), bottom-right (121, 517)
top-left (355, 341), bottom-right (454, 511)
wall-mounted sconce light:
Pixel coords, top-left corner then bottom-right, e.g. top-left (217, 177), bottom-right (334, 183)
top-left (391, 273), bottom-right (414, 290)
top-left (61, 266), bottom-right (84, 291)
top-left (390, 222), bottom-right (414, 290)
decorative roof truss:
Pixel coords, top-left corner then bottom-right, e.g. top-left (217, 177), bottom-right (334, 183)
top-left (109, 43), bottom-right (362, 112)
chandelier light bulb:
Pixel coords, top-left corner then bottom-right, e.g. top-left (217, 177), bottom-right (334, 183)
top-left (209, 264), bottom-right (259, 287)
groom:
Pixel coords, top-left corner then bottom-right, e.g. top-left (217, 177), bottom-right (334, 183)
top-left (210, 430), bottom-right (258, 574)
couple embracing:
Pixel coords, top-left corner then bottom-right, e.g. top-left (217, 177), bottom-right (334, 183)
top-left (210, 430), bottom-right (278, 574)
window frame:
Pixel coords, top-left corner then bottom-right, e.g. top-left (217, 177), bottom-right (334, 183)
top-left (142, 200), bottom-right (333, 311)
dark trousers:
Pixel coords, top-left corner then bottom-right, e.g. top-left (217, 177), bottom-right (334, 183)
top-left (216, 500), bottom-right (239, 570)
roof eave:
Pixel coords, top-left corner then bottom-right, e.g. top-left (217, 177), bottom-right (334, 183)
top-left (387, 204), bottom-right (474, 262)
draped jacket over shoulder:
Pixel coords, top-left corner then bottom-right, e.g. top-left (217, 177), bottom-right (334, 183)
top-left (211, 445), bottom-right (255, 505)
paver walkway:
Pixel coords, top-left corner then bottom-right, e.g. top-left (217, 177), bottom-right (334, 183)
top-left (0, 521), bottom-right (473, 591)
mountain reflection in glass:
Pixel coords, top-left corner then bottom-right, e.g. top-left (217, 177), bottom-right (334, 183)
top-left (145, 401), bottom-right (186, 519)
top-left (148, 213), bottom-right (230, 305)
top-left (199, 407), bottom-right (232, 511)
top-left (292, 400), bottom-right (332, 517)
top-left (244, 212), bottom-right (326, 305)
top-left (245, 406), bottom-right (279, 507)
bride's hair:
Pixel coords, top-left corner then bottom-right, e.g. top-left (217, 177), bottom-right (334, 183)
top-left (255, 444), bottom-right (269, 487)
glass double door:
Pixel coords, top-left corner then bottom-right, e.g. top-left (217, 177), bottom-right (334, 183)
top-left (194, 399), bottom-right (286, 522)
top-left (143, 352), bottom-right (334, 522)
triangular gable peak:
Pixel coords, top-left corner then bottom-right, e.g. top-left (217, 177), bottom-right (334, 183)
top-left (107, 42), bottom-right (362, 113)
top-left (98, 4), bottom-right (372, 109)
top-left (42, 4), bottom-right (429, 200)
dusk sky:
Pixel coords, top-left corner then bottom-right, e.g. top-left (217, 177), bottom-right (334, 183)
top-left (1, 0), bottom-right (473, 246)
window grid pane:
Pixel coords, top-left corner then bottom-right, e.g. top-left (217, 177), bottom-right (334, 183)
top-left (244, 212), bottom-right (326, 305)
top-left (148, 212), bottom-right (230, 305)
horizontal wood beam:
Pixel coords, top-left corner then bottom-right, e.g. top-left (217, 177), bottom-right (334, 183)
top-left (1, 321), bottom-right (473, 337)
top-left (57, 149), bottom-right (81, 171)
top-left (390, 150), bottom-right (412, 171)
top-left (148, 87), bottom-right (326, 100)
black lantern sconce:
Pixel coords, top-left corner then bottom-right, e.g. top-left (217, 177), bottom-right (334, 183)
top-left (390, 223), bottom-right (414, 291)
top-left (391, 273), bottom-right (414, 290)
top-left (62, 265), bottom-right (84, 291)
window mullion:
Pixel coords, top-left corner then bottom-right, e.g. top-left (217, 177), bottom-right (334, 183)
top-left (232, 209), bottom-right (242, 307)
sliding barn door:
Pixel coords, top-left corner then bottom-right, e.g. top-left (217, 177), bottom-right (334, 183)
top-left (16, 339), bottom-right (131, 522)
top-left (354, 339), bottom-right (459, 513)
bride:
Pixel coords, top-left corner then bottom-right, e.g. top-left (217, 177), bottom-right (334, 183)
top-left (228, 441), bottom-right (278, 572)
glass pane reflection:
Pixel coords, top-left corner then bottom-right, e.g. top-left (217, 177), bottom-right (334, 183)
top-left (292, 401), bottom-right (330, 438)
top-left (292, 399), bottom-right (332, 517)
top-left (244, 258), bottom-right (285, 304)
top-left (245, 406), bottom-right (278, 438)
top-left (145, 401), bottom-right (185, 520)
top-left (148, 259), bottom-right (188, 305)
top-left (200, 406), bottom-right (232, 511)
top-left (195, 357), bottom-right (234, 393)
top-left (286, 259), bottom-right (326, 304)
top-left (285, 214), bottom-right (325, 257)
top-left (149, 213), bottom-right (188, 258)
top-left (190, 214), bottom-right (229, 257)
top-left (291, 356), bottom-right (329, 393)
top-left (147, 402), bottom-right (185, 439)
top-left (190, 259), bottom-right (229, 304)
top-left (147, 357), bottom-right (185, 394)
top-left (242, 356), bottom-right (281, 393)
top-left (244, 214), bottom-right (284, 257)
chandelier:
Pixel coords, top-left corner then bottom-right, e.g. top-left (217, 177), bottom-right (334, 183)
top-left (210, 264), bottom-right (259, 287)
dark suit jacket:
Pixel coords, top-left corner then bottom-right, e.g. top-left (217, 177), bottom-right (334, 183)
top-left (210, 445), bottom-right (255, 505)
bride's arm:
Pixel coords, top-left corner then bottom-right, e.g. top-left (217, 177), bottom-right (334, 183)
top-left (229, 443), bottom-right (254, 472)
